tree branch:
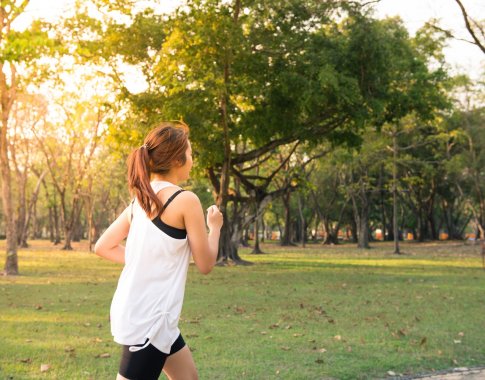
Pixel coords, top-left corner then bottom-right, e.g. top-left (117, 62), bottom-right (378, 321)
top-left (454, 0), bottom-right (485, 54)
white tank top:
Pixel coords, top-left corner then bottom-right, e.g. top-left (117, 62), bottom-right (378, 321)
top-left (110, 181), bottom-right (191, 354)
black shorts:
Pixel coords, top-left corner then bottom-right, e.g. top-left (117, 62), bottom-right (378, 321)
top-left (118, 334), bottom-right (186, 380)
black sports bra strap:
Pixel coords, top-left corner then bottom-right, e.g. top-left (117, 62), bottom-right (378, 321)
top-left (130, 198), bottom-right (135, 222)
top-left (163, 189), bottom-right (185, 211)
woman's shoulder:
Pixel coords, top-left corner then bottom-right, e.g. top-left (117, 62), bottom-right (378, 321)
top-left (156, 187), bottom-right (201, 207)
top-left (177, 189), bottom-right (201, 204)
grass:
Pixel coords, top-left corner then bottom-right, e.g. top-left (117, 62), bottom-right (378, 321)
top-left (0, 240), bottom-right (484, 379)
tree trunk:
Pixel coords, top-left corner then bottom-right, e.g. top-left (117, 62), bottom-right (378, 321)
top-left (297, 194), bottom-right (306, 248)
top-left (1, 60), bottom-right (19, 274)
top-left (251, 215), bottom-right (263, 254)
top-left (53, 202), bottom-right (61, 245)
top-left (16, 173), bottom-right (27, 247)
top-left (240, 227), bottom-right (250, 247)
top-left (351, 189), bottom-right (370, 249)
top-left (379, 165), bottom-right (387, 241)
top-left (261, 216), bottom-right (265, 243)
top-left (63, 227), bottom-right (73, 250)
top-left (1, 155), bottom-right (18, 274)
top-left (281, 190), bottom-right (293, 246)
top-left (20, 171), bottom-right (46, 247)
top-left (357, 204), bottom-right (370, 249)
top-left (392, 128), bottom-right (401, 254)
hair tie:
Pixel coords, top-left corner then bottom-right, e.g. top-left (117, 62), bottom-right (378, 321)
top-left (140, 144), bottom-right (148, 150)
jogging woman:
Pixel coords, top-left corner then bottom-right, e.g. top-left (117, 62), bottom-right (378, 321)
top-left (95, 121), bottom-right (223, 380)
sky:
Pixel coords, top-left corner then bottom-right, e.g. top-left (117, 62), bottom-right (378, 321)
top-left (17, 0), bottom-right (485, 83)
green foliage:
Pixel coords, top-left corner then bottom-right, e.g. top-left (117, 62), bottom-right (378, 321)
top-left (0, 21), bottom-right (58, 63)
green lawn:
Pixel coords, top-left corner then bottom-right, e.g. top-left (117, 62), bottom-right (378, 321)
top-left (1, 240), bottom-right (484, 380)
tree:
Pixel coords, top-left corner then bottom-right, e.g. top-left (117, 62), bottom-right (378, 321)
top-left (8, 93), bottom-right (48, 247)
top-left (72, 1), bottom-right (451, 259)
top-left (87, 0), bottom-right (401, 262)
top-left (1, 1), bottom-right (57, 274)
top-left (32, 96), bottom-right (107, 250)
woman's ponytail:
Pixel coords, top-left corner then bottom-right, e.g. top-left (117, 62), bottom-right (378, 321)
top-left (127, 145), bottom-right (163, 217)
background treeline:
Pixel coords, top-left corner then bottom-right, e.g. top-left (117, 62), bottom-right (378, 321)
top-left (1, 0), bottom-right (484, 273)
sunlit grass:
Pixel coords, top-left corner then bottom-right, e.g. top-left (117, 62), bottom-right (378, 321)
top-left (1, 240), bottom-right (484, 379)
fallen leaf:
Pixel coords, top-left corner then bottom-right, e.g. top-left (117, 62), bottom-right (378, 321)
top-left (260, 331), bottom-right (267, 335)
top-left (20, 358), bottom-right (32, 364)
top-left (35, 305), bottom-right (43, 310)
top-left (315, 359), bottom-right (324, 364)
top-left (420, 337), bottom-right (427, 346)
top-left (96, 353), bottom-right (111, 359)
top-left (458, 332), bottom-right (464, 337)
top-left (347, 346), bottom-right (352, 352)
top-left (280, 346), bottom-right (290, 351)
top-left (334, 335), bottom-right (342, 341)
top-left (284, 325), bottom-right (292, 330)
top-left (318, 348), bottom-right (327, 353)
top-left (453, 340), bottom-right (461, 344)
top-left (40, 364), bottom-right (51, 372)
top-left (387, 371), bottom-right (396, 376)
top-left (293, 333), bottom-right (303, 337)
top-left (269, 323), bottom-right (279, 329)
top-left (64, 347), bottom-right (75, 353)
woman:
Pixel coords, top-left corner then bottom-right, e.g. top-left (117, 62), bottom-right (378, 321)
top-left (94, 121), bottom-right (223, 380)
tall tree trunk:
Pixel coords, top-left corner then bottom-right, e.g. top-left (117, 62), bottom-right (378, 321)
top-left (351, 189), bottom-right (370, 249)
top-left (62, 197), bottom-right (82, 250)
top-left (379, 165), bottom-right (387, 241)
top-left (281, 190), bottom-right (293, 246)
top-left (0, 136), bottom-right (18, 274)
top-left (15, 172), bottom-right (27, 247)
top-left (297, 194), bottom-right (306, 248)
top-left (1, 63), bottom-right (18, 274)
top-left (63, 227), bottom-right (73, 251)
top-left (357, 204), bottom-right (370, 249)
top-left (251, 215), bottom-right (263, 254)
top-left (261, 216), bottom-right (265, 243)
top-left (19, 171), bottom-right (46, 247)
top-left (392, 127), bottom-right (401, 254)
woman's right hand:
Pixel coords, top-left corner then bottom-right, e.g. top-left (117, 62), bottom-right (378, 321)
top-left (206, 205), bottom-right (223, 231)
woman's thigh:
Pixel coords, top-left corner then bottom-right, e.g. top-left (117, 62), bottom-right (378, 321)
top-left (163, 345), bottom-right (198, 380)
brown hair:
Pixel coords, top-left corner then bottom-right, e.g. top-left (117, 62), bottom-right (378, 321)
top-left (127, 121), bottom-right (189, 217)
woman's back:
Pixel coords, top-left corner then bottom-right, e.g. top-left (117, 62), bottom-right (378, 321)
top-left (111, 181), bottom-right (191, 354)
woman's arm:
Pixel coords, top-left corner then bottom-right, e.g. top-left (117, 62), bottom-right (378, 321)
top-left (94, 206), bottom-right (131, 264)
top-left (182, 192), bottom-right (223, 274)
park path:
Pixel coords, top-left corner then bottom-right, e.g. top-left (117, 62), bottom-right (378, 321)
top-left (397, 367), bottom-right (485, 380)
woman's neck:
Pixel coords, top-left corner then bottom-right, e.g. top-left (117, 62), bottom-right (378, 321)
top-left (151, 174), bottom-right (179, 185)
